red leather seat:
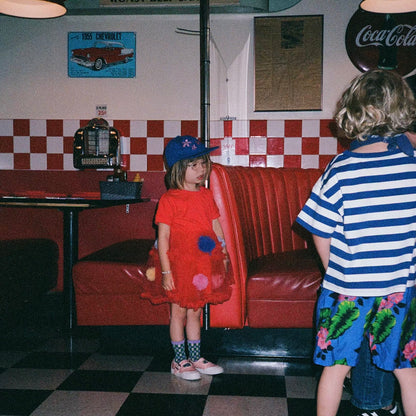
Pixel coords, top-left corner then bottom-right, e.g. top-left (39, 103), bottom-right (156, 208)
top-left (247, 250), bottom-right (322, 327)
top-left (73, 239), bottom-right (170, 326)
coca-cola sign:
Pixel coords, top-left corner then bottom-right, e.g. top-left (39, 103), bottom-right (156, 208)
top-left (346, 9), bottom-right (416, 76)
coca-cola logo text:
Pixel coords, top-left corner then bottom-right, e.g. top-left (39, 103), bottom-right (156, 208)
top-left (356, 24), bottom-right (416, 48)
top-left (345, 9), bottom-right (416, 76)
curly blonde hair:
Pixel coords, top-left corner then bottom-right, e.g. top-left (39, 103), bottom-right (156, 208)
top-left (335, 69), bottom-right (416, 141)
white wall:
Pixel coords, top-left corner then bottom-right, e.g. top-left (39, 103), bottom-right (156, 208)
top-left (0, 0), bottom-right (362, 121)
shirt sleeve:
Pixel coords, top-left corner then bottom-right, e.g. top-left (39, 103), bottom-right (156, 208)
top-left (155, 193), bottom-right (173, 226)
top-left (296, 172), bottom-right (343, 238)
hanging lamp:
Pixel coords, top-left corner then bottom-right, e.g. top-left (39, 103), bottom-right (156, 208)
top-left (0, 0), bottom-right (66, 18)
top-left (360, 0), bottom-right (416, 13)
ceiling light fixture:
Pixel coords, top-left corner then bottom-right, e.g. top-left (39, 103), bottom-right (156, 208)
top-left (0, 0), bottom-right (66, 19)
top-left (360, 0), bottom-right (416, 13)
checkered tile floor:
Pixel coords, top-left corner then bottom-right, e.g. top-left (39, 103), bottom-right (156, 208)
top-left (0, 332), bottom-right (360, 416)
top-left (0, 296), bottom-right (374, 416)
top-left (0, 345), bottom-right (356, 415)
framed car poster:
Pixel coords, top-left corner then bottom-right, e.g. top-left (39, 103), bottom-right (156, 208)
top-left (68, 32), bottom-right (136, 78)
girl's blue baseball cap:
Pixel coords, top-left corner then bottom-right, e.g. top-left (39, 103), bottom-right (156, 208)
top-left (164, 135), bottom-right (219, 168)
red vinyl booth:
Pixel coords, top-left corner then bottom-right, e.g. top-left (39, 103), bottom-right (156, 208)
top-left (209, 164), bottom-right (323, 328)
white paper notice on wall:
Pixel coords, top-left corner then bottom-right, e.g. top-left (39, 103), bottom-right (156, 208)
top-left (96, 104), bottom-right (107, 118)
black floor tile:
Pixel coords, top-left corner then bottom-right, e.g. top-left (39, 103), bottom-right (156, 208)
top-left (287, 398), bottom-right (317, 416)
top-left (338, 400), bottom-right (355, 416)
top-left (286, 398), bottom-right (352, 416)
top-left (13, 351), bottom-right (90, 369)
top-left (146, 354), bottom-right (173, 372)
top-left (0, 337), bottom-right (48, 352)
top-left (117, 393), bottom-right (207, 416)
top-left (58, 370), bottom-right (143, 392)
top-left (0, 389), bottom-right (53, 415)
top-left (208, 373), bottom-right (286, 397)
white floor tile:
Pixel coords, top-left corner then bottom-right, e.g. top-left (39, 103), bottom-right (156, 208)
top-left (0, 368), bottom-right (73, 389)
top-left (30, 390), bottom-right (129, 416)
top-left (133, 371), bottom-right (212, 395)
top-left (203, 395), bottom-right (288, 416)
top-left (285, 375), bottom-right (317, 399)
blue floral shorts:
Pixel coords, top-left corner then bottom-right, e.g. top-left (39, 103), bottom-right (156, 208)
top-left (314, 286), bottom-right (416, 371)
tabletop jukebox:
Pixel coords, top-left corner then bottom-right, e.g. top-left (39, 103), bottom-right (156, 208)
top-left (73, 118), bottom-right (120, 169)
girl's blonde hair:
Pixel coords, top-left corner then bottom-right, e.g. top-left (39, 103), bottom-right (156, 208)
top-left (335, 69), bottom-right (416, 141)
top-left (165, 153), bottom-right (212, 190)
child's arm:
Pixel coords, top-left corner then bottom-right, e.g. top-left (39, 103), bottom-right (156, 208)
top-left (158, 222), bottom-right (175, 291)
top-left (313, 234), bottom-right (331, 270)
top-left (213, 218), bottom-right (227, 254)
top-left (213, 219), bottom-right (230, 271)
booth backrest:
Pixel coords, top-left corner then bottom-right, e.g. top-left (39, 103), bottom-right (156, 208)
top-left (209, 164), bottom-right (322, 328)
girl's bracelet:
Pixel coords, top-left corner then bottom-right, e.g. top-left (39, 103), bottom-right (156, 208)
top-left (161, 270), bottom-right (172, 275)
top-left (217, 236), bottom-right (226, 248)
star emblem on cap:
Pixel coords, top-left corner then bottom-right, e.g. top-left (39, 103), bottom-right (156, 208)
top-left (182, 138), bottom-right (192, 147)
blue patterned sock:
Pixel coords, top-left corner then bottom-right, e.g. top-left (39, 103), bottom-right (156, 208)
top-left (187, 339), bottom-right (201, 362)
top-left (172, 340), bottom-right (187, 363)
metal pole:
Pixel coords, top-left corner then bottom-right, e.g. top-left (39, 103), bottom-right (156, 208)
top-left (200, 0), bottom-right (210, 148)
top-left (200, 0), bottom-right (211, 330)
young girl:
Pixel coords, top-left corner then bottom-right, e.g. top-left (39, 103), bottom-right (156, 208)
top-left (141, 135), bottom-right (233, 381)
top-left (296, 70), bottom-right (416, 416)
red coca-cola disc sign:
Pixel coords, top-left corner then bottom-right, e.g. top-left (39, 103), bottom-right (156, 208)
top-left (346, 9), bottom-right (416, 76)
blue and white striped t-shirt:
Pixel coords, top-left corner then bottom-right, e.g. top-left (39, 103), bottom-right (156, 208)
top-left (296, 148), bottom-right (416, 296)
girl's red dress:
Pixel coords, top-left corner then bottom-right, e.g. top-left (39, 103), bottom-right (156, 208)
top-left (141, 186), bottom-right (233, 310)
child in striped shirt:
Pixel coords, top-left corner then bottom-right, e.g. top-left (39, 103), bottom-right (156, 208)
top-left (296, 69), bottom-right (416, 416)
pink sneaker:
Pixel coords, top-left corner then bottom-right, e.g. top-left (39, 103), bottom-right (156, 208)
top-left (171, 359), bottom-right (201, 381)
top-left (191, 358), bottom-right (224, 375)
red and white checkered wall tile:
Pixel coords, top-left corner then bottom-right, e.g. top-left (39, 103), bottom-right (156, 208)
top-left (0, 118), bottom-right (346, 171)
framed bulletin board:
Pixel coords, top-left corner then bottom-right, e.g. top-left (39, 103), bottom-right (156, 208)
top-left (254, 15), bottom-right (323, 111)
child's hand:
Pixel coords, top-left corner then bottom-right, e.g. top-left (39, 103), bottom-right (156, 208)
top-left (223, 250), bottom-right (230, 273)
top-left (162, 272), bottom-right (175, 291)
